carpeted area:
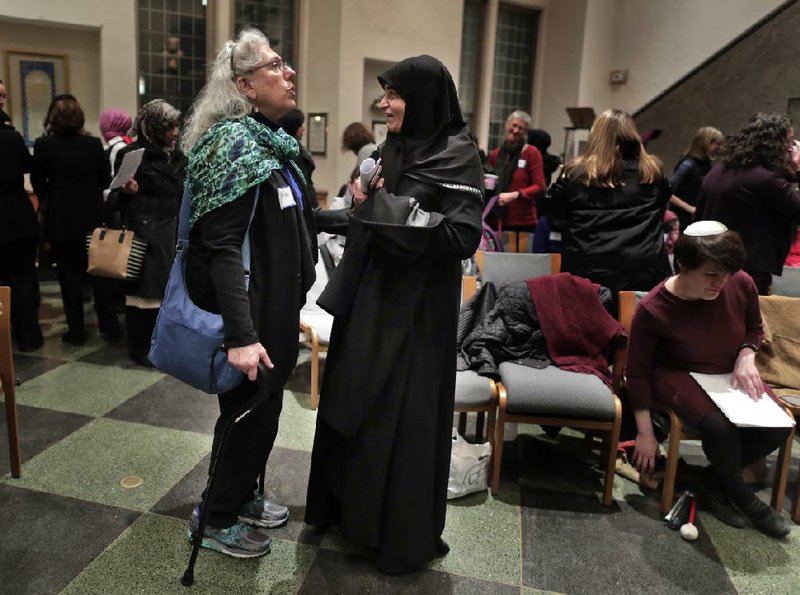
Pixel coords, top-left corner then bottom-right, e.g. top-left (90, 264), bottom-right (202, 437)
top-left (1, 280), bottom-right (798, 594)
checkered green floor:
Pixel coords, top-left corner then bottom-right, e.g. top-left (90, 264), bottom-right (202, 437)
top-left (1, 281), bottom-right (799, 594)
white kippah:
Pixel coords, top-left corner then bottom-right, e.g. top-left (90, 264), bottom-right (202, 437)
top-left (684, 220), bottom-right (728, 237)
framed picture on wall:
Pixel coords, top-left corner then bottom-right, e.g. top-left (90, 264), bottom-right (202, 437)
top-left (3, 50), bottom-right (69, 146)
top-left (307, 112), bottom-right (327, 155)
top-left (372, 120), bottom-right (387, 146)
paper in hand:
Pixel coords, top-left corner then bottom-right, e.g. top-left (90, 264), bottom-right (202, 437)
top-left (690, 372), bottom-right (795, 428)
top-left (109, 148), bottom-right (145, 190)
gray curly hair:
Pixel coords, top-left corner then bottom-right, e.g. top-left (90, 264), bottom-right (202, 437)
top-left (506, 110), bottom-right (532, 127)
top-left (181, 27), bottom-right (270, 152)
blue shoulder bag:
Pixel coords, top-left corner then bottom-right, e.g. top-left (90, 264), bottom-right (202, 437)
top-left (148, 181), bottom-right (259, 394)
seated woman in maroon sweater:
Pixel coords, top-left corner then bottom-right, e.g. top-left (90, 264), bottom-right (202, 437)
top-left (627, 222), bottom-right (790, 538)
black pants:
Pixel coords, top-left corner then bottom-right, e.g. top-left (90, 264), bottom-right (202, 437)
top-left (698, 410), bottom-right (790, 508)
top-left (124, 306), bottom-right (158, 359)
top-left (745, 270), bottom-right (772, 296)
top-left (0, 238), bottom-right (43, 350)
top-left (206, 382), bottom-right (283, 528)
top-left (52, 239), bottom-right (120, 339)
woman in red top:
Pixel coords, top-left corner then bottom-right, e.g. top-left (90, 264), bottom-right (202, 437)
top-left (488, 110), bottom-right (546, 240)
top-left (628, 222), bottom-right (790, 538)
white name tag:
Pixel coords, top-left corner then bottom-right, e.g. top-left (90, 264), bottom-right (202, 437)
top-left (518, 159), bottom-right (526, 168)
top-left (277, 186), bottom-right (296, 209)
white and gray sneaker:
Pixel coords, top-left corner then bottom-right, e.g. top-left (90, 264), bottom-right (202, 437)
top-left (187, 506), bottom-right (272, 559)
top-left (238, 494), bottom-right (289, 528)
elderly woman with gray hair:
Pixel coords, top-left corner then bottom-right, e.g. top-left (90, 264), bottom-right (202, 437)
top-left (179, 27), bottom-right (321, 559)
top-left (487, 110), bottom-right (547, 244)
top-left (110, 99), bottom-right (184, 366)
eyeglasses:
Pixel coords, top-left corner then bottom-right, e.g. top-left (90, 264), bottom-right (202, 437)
top-left (249, 58), bottom-right (293, 75)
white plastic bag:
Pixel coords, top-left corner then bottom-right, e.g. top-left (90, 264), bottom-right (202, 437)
top-left (447, 429), bottom-right (492, 500)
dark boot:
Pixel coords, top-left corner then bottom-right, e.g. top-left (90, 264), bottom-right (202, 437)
top-left (125, 306), bottom-right (158, 365)
top-left (699, 467), bottom-right (747, 528)
top-left (740, 497), bottom-right (790, 539)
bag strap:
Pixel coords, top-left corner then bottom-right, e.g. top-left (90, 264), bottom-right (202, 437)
top-left (178, 179), bottom-right (260, 284)
top-left (482, 194), bottom-right (499, 222)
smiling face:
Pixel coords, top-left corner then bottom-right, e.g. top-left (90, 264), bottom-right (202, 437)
top-left (379, 86), bottom-right (406, 134)
top-left (505, 117), bottom-right (527, 144)
top-left (237, 47), bottom-right (297, 121)
top-left (677, 261), bottom-right (731, 300)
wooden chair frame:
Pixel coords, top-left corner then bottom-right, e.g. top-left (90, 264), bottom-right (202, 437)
top-left (456, 275), bottom-right (498, 451)
top-left (486, 254), bottom-right (621, 506)
top-left (490, 366), bottom-right (623, 506)
top-left (618, 291), bottom-right (794, 515)
top-left (0, 287), bottom-right (21, 477)
top-left (300, 321), bottom-right (327, 410)
top-left (789, 403), bottom-right (800, 523)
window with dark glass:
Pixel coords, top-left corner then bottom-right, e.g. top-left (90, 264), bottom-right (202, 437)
top-left (458, 0), bottom-right (483, 131)
top-left (137, 0), bottom-right (208, 114)
top-left (235, 0), bottom-right (295, 67)
top-left (488, 4), bottom-right (539, 148)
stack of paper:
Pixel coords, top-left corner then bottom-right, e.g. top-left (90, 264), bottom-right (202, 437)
top-left (690, 372), bottom-right (795, 428)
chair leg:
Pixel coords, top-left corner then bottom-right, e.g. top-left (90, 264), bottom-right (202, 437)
top-left (602, 398), bottom-right (622, 506)
top-left (661, 417), bottom-right (683, 515)
top-left (792, 464), bottom-right (800, 524)
top-left (457, 412), bottom-right (467, 437)
top-left (491, 387), bottom-right (507, 496)
top-left (2, 374), bottom-right (22, 478)
top-left (770, 424), bottom-right (794, 512)
top-left (486, 403), bottom-right (496, 480)
top-left (475, 412), bottom-right (485, 443)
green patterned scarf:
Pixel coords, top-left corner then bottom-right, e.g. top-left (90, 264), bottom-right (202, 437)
top-left (186, 114), bottom-right (305, 228)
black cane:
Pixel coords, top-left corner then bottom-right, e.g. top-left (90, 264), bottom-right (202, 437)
top-left (182, 362), bottom-right (271, 587)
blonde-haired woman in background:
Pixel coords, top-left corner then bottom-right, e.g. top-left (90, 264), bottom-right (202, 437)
top-left (669, 126), bottom-right (724, 231)
top-left (541, 108), bottom-right (672, 314)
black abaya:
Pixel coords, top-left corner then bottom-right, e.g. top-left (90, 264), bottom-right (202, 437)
top-left (305, 54), bottom-right (483, 574)
top-left (305, 176), bottom-right (482, 573)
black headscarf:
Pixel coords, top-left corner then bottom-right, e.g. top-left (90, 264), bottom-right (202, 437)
top-left (377, 55), bottom-right (483, 198)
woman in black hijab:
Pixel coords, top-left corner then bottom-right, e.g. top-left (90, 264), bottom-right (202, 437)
top-left (305, 55), bottom-right (483, 574)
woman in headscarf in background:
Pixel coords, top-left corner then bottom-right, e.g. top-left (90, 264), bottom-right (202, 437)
top-left (99, 108), bottom-right (133, 176)
top-left (109, 99), bottom-right (184, 366)
top-left (305, 55), bottom-right (483, 574)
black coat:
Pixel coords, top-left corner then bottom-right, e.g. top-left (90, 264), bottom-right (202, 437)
top-left (541, 159), bottom-right (672, 294)
top-left (306, 176), bottom-right (482, 570)
top-left (185, 168), bottom-right (317, 394)
top-left (31, 133), bottom-right (110, 243)
top-left (457, 280), bottom-right (550, 376)
top-left (0, 126), bottom-right (37, 242)
top-left (110, 140), bottom-right (185, 299)
top-left (696, 164), bottom-right (800, 275)
top-left (669, 156), bottom-right (711, 230)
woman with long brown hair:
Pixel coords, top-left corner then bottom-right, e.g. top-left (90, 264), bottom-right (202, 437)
top-left (669, 126), bottom-right (723, 231)
top-left (541, 109), bottom-right (672, 312)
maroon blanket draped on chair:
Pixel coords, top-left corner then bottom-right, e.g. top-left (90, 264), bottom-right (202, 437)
top-left (527, 273), bottom-right (624, 387)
